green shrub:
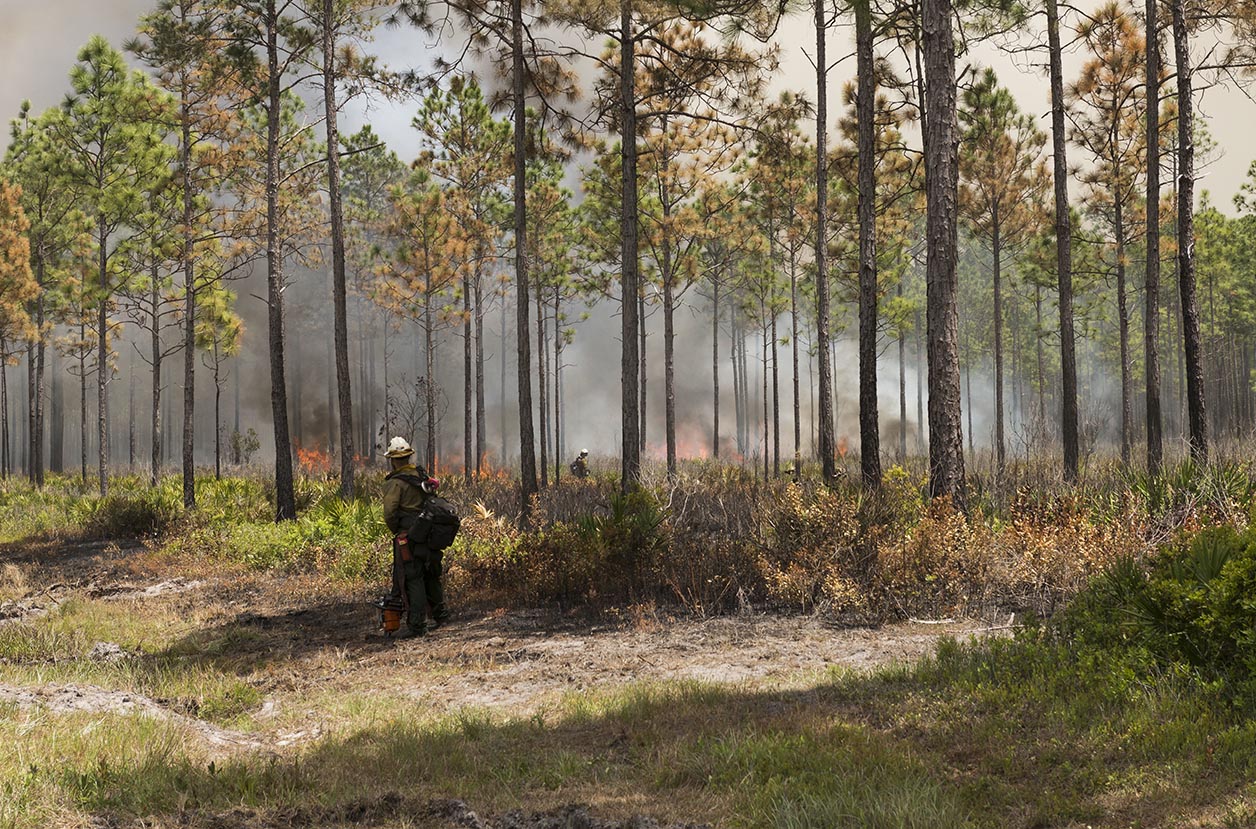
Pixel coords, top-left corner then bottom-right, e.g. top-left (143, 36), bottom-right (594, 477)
top-left (1059, 523), bottom-right (1256, 696)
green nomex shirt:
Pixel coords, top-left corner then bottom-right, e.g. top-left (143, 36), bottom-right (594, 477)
top-left (382, 464), bottom-right (427, 534)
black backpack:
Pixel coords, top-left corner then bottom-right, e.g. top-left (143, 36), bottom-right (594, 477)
top-left (408, 494), bottom-right (461, 551)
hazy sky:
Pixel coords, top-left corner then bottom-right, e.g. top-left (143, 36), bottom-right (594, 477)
top-left (2, 0), bottom-right (1254, 209)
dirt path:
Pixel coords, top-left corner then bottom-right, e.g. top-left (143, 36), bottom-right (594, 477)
top-left (0, 538), bottom-right (1005, 828)
top-left (1, 537), bottom-right (1001, 723)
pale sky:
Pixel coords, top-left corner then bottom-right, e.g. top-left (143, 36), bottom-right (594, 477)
top-left (2, 0), bottom-right (1254, 212)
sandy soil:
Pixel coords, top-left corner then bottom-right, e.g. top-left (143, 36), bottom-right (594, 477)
top-left (0, 537), bottom-right (1005, 828)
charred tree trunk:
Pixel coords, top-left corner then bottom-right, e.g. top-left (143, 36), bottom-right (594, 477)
top-left (856, 0), bottom-right (881, 488)
top-left (323, 0), bottom-right (356, 499)
top-left (922, 0), bottom-right (965, 504)
top-left (616, 0), bottom-right (641, 489)
top-left (1172, 0), bottom-right (1207, 463)
top-left (1047, 0), bottom-right (1078, 482)
top-left (266, 0), bottom-right (297, 520)
top-left (513, 0), bottom-right (538, 510)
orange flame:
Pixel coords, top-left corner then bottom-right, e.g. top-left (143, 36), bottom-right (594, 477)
top-left (294, 440), bottom-right (333, 474)
top-left (836, 436), bottom-right (849, 459)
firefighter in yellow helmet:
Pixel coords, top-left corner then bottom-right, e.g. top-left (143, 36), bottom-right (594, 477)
top-left (381, 437), bottom-right (447, 638)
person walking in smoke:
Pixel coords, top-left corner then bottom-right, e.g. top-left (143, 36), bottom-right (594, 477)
top-left (382, 436), bottom-right (448, 638)
top-left (569, 448), bottom-right (589, 479)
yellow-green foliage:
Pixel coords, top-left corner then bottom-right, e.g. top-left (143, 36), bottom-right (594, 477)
top-left (4, 462), bottom-right (1253, 621)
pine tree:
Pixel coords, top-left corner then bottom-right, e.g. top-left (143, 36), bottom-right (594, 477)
top-left (50, 36), bottom-right (176, 496)
top-left (340, 126), bottom-right (406, 461)
top-left (1068, 3), bottom-right (1146, 466)
top-left (195, 282), bottom-right (242, 479)
top-left (131, 0), bottom-right (241, 508)
top-left (412, 78), bottom-right (511, 479)
top-left (5, 103), bottom-right (84, 486)
top-left (0, 179), bottom-right (38, 478)
top-left (959, 67), bottom-right (1048, 472)
top-left (218, 0), bottom-right (320, 520)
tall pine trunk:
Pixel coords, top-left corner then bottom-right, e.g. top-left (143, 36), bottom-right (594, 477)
top-left (815, 0), bottom-right (836, 481)
top-left (712, 274), bottom-right (720, 459)
top-left (513, 0), bottom-right (538, 508)
top-left (464, 273), bottom-right (473, 484)
top-left (922, 0), bottom-right (965, 504)
top-left (1172, 0), bottom-right (1207, 463)
top-left (993, 210), bottom-right (1005, 471)
top-left (664, 246), bottom-right (677, 476)
top-left (180, 77), bottom-right (197, 508)
top-left (1116, 197), bottom-right (1132, 465)
top-left (554, 288), bottom-right (563, 481)
top-left (1, 344), bottom-right (9, 478)
top-left (855, 0), bottom-right (881, 488)
top-left (1047, 0), bottom-right (1078, 482)
top-left (266, 0), bottom-right (297, 520)
top-left (79, 331), bottom-right (88, 484)
top-left (536, 286), bottom-right (548, 488)
top-left (791, 250), bottom-right (801, 478)
top-left (763, 308), bottom-right (773, 472)
top-left (323, 0), bottom-right (356, 499)
top-left (214, 345), bottom-right (222, 479)
top-left (619, 0), bottom-right (641, 489)
top-left (97, 221), bottom-right (109, 496)
top-left (151, 268), bottom-right (162, 486)
top-left (898, 278), bottom-right (907, 462)
top-left (640, 294), bottom-right (647, 454)
top-left (1144, 0), bottom-right (1164, 472)
top-left (50, 357), bottom-right (62, 473)
top-left (474, 262), bottom-right (486, 474)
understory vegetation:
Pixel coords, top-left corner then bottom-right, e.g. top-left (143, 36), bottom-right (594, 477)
top-left (1, 532), bottom-right (1255, 828)
top-left (2, 457), bottom-right (1253, 621)
top-left (3, 461), bottom-right (1256, 826)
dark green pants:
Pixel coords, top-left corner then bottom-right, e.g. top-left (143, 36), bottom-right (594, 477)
top-left (402, 546), bottom-right (446, 632)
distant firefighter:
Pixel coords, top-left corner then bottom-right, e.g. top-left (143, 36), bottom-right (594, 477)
top-left (569, 448), bottom-right (590, 479)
